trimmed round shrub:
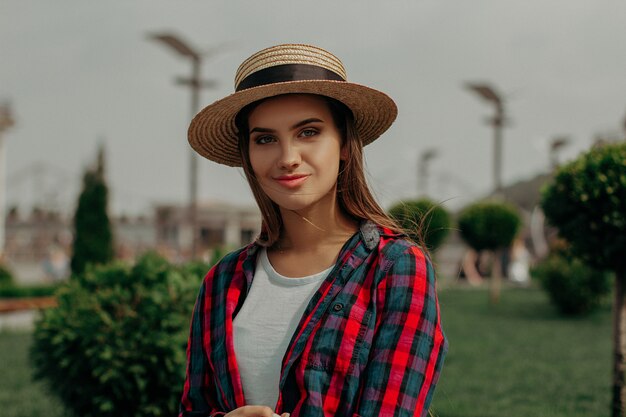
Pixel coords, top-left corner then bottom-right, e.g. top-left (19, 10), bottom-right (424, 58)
top-left (541, 141), bottom-right (626, 272)
top-left (388, 198), bottom-right (451, 251)
top-left (0, 263), bottom-right (14, 287)
top-left (458, 200), bottom-right (521, 251)
top-left (532, 252), bottom-right (612, 315)
top-left (30, 252), bottom-right (209, 417)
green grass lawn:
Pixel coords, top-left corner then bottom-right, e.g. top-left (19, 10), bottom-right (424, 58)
top-left (0, 332), bottom-right (64, 417)
top-left (431, 286), bottom-right (612, 417)
top-left (0, 286), bottom-right (613, 417)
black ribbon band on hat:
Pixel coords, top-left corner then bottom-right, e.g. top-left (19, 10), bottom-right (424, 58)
top-left (236, 64), bottom-right (345, 92)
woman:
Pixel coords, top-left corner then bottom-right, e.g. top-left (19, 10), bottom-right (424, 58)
top-left (180, 44), bottom-right (447, 417)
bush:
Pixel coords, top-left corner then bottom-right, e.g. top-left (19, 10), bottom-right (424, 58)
top-left (0, 283), bottom-right (59, 298)
top-left (388, 198), bottom-right (451, 251)
top-left (0, 263), bottom-right (14, 287)
top-left (458, 200), bottom-right (521, 251)
top-left (532, 252), bottom-right (612, 315)
top-left (30, 252), bottom-right (208, 417)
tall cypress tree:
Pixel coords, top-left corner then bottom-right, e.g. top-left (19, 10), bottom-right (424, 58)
top-left (71, 146), bottom-right (114, 275)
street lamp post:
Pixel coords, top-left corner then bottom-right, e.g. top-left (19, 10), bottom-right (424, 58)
top-left (0, 102), bottom-right (15, 260)
top-left (549, 136), bottom-right (570, 170)
top-left (623, 108), bottom-right (626, 140)
top-left (465, 83), bottom-right (506, 196)
top-left (418, 148), bottom-right (437, 197)
top-left (148, 33), bottom-right (217, 260)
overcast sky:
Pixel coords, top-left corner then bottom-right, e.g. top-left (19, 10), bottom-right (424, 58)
top-left (2, 1), bottom-right (625, 217)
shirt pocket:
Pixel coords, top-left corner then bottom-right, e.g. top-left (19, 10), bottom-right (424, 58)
top-left (305, 300), bottom-right (372, 374)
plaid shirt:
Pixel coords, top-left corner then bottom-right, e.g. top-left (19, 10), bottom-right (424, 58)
top-left (179, 221), bottom-right (447, 417)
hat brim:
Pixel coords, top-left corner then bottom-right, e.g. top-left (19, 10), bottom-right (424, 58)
top-left (188, 80), bottom-right (397, 167)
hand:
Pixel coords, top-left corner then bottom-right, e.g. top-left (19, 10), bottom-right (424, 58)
top-left (224, 405), bottom-right (290, 417)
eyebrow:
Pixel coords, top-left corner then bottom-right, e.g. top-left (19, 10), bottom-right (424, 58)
top-left (249, 118), bottom-right (324, 134)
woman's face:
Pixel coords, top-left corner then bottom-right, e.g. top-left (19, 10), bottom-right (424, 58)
top-left (247, 94), bottom-right (346, 213)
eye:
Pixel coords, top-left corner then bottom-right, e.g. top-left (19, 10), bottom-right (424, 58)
top-left (299, 128), bottom-right (318, 138)
top-left (253, 135), bottom-right (275, 145)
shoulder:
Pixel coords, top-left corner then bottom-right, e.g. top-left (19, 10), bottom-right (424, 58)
top-left (359, 224), bottom-right (433, 290)
top-left (373, 225), bottom-right (429, 272)
top-left (195, 243), bottom-right (260, 305)
top-left (213, 245), bottom-right (249, 268)
top-left (202, 242), bottom-right (259, 283)
top-left (367, 228), bottom-right (438, 312)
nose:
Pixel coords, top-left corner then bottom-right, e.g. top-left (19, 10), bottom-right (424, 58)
top-left (277, 142), bottom-right (301, 170)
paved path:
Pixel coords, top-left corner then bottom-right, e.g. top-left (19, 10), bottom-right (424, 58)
top-left (0, 297), bottom-right (57, 331)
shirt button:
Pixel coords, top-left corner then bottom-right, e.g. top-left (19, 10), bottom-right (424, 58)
top-left (333, 303), bottom-right (344, 312)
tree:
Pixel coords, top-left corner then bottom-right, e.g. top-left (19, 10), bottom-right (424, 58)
top-left (541, 141), bottom-right (626, 417)
top-left (71, 146), bottom-right (114, 275)
top-left (458, 200), bottom-right (521, 304)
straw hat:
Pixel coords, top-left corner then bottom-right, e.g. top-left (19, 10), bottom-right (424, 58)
top-left (188, 43), bottom-right (398, 167)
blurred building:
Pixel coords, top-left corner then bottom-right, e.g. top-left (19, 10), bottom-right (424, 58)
top-left (4, 208), bottom-right (72, 283)
top-left (3, 201), bottom-right (262, 283)
top-left (113, 214), bottom-right (156, 262)
top-left (155, 201), bottom-right (261, 261)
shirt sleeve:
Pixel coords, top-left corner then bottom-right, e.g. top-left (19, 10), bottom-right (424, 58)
top-left (179, 271), bottom-right (227, 417)
top-left (353, 245), bottom-right (447, 417)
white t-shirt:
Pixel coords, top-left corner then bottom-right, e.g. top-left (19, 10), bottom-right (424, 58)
top-left (233, 248), bottom-right (331, 408)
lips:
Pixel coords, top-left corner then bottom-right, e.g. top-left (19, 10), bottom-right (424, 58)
top-left (273, 174), bottom-right (310, 188)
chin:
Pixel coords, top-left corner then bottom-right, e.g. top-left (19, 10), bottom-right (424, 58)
top-left (262, 184), bottom-right (338, 214)
top-left (272, 196), bottom-right (320, 212)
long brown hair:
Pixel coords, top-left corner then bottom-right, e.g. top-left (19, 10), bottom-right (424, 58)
top-left (236, 93), bottom-right (405, 247)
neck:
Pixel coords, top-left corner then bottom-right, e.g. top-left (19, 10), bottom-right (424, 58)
top-left (277, 197), bottom-right (358, 253)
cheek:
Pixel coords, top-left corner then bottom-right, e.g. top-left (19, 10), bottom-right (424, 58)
top-left (315, 142), bottom-right (342, 169)
top-left (248, 148), bottom-right (265, 177)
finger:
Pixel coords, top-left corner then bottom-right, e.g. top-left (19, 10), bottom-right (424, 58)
top-left (242, 405), bottom-right (274, 416)
top-left (281, 413), bottom-right (291, 417)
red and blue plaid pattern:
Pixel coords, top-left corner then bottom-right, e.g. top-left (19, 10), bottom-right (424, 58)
top-left (180, 221), bottom-right (447, 417)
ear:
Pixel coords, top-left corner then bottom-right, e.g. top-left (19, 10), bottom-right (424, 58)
top-left (340, 144), bottom-right (349, 161)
